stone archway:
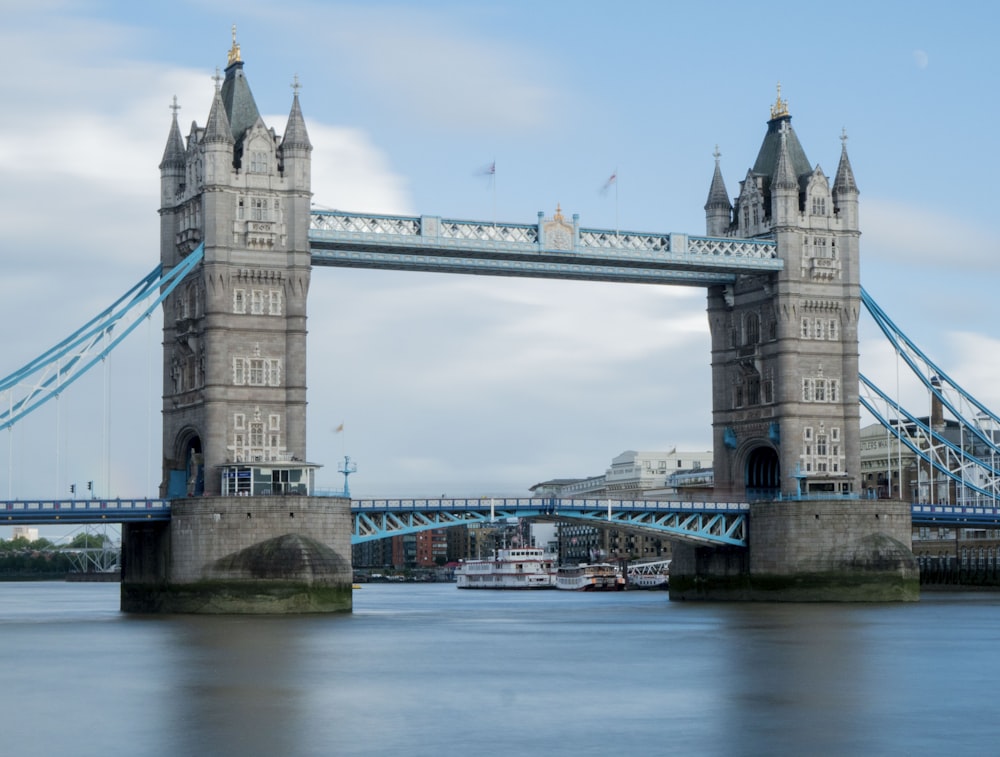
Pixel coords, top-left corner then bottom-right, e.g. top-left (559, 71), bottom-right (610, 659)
top-left (745, 445), bottom-right (780, 501)
top-left (165, 430), bottom-right (203, 498)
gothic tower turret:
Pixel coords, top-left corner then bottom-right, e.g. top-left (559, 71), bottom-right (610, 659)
top-left (158, 33), bottom-right (314, 497)
top-left (704, 147), bottom-right (733, 236)
top-left (706, 87), bottom-right (862, 499)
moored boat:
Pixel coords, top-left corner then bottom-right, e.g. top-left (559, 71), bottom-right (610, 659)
top-left (455, 547), bottom-right (556, 589)
top-left (555, 563), bottom-right (626, 591)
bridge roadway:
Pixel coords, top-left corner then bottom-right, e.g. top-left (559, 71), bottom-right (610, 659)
top-left (1, 497), bottom-right (997, 546)
top-left (308, 210), bottom-right (782, 286)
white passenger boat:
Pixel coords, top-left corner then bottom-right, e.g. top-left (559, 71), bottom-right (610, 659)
top-left (455, 547), bottom-right (556, 589)
top-left (555, 563), bottom-right (626, 591)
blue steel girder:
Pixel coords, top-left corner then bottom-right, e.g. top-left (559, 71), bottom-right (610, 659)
top-left (0, 498), bottom-right (171, 524)
top-left (911, 504), bottom-right (1000, 528)
top-left (309, 211), bottom-right (781, 287)
top-left (0, 245), bottom-right (205, 432)
top-left (351, 498), bottom-right (748, 546)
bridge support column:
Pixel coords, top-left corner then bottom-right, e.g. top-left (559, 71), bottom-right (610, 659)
top-left (669, 500), bottom-right (919, 601)
top-left (121, 496), bottom-right (353, 614)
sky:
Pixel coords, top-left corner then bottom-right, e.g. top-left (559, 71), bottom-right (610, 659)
top-left (2, 0), bottom-right (1000, 532)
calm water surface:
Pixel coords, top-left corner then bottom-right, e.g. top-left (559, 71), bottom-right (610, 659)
top-left (1, 582), bottom-right (998, 756)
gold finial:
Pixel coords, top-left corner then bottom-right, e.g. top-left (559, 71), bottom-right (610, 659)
top-left (770, 82), bottom-right (789, 119)
top-left (227, 24), bottom-right (242, 66)
top-left (554, 204), bottom-right (564, 222)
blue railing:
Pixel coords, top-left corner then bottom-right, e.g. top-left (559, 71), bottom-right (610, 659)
top-left (0, 498), bottom-right (171, 524)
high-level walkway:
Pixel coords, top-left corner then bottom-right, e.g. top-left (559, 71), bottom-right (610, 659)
top-left (309, 210), bottom-right (782, 285)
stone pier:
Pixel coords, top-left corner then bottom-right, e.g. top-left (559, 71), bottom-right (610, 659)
top-left (121, 495), bottom-right (353, 613)
top-left (669, 499), bottom-right (919, 601)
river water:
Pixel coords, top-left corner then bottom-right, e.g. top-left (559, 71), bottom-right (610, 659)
top-left (1, 582), bottom-right (998, 756)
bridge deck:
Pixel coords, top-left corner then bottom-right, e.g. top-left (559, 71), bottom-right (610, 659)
top-left (308, 211), bottom-right (781, 286)
top-left (5, 497), bottom-right (995, 545)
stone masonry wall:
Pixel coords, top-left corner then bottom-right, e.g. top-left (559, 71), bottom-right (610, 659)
top-left (168, 495), bottom-right (351, 584)
top-left (670, 499), bottom-right (919, 601)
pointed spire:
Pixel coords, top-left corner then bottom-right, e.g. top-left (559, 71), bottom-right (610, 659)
top-left (220, 29), bottom-right (261, 144)
top-left (281, 75), bottom-right (312, 151)
top-left (833, 128), bottom-right (859, 195)
top-left (160, 96), bottom-right (186, 169)
top-left (204, 83), bottom-right (234, 145)
top-left (773, 122), bottom-right (797, 191)
top-left (704, 145), bottom-right (732, 212)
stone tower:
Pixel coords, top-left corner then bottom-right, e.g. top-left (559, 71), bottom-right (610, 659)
top-left (158, 33), bottom-right (314, 498)
top-left (671, 91), bottom-right (914, 601)
top-left (704, 88), bottom-right (861, 500)
top-left (123, 34), bottom-right (352, 614)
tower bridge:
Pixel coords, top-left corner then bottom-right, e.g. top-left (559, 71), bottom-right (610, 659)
top-left (15, 34), bottom-right (985, 611)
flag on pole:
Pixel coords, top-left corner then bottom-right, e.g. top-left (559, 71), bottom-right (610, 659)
top-left (600, 170), bottom-right (617, 195)
top-left (477, 160), bottom-right (495, 177)
top-left (334, 423), bottom-right (344, 433)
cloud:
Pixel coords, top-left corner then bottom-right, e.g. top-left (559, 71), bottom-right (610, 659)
top-left (247, 3), bottom-right (560, 133)
top-left (303, 121), bottom-right (413, 215)
top-left (863, 197), bottom-right (1000, 269)
top-left (0, 15), bottom-right (415, 500)
top-left (304, 272), bottom-right (711, 495)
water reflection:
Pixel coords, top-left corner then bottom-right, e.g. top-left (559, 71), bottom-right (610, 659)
top-left (2, 584), bottom-right (1000, 756)
top-left (164, 616), bottom-right (316, 755)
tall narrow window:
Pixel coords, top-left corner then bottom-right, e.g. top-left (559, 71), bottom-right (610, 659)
top-left (268, 289), bottom-right (282, 316)
top-left (745, 313), bottom-right (760, 345)
top-left (251, 197), bottom-right (267, 221)
top-left (249, 151), bottom-right (268, 173)
top-left (249, 359), bottom-right (265, 386)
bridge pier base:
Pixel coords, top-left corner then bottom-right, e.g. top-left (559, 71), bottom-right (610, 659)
top-left (669, 499), bottom-right (919, 602)
top-left (120, 496), bottom-right (353, 614)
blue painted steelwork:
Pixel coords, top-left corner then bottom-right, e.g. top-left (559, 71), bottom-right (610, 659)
top-left (0, 498), bottom-right (171, 524)
top-left (860, 287), bottom-right (1000, 506)
top-left (911, 504), bottom-right (1000, 527)
top-left (0, 245), bottom-right (205, 432)
top-left (309, 211), bottom-right (781, 286)
top-left (350, 497), bottom-right (749, 547)
top-left (6, 493), bottom-right (995, 534)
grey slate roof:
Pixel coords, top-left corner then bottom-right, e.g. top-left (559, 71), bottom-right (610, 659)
top-left (203, 86), bottom-right (234, 145)
top-left (281, 93), bottom-right (312, 151)
top-left (704, 155), bottom-right (732, 211)
top-left (159, 110), bottom-right (186, 169)
top-left (772, 126), bottom-right (798, 191)
top-left (751, 114), bottom-right (812, 191)
top-left (833, 139), bottom-right (859, 195)
top-left (220, 60), bottom-right (261, 144)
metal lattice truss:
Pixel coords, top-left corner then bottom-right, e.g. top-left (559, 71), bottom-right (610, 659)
top-left (64, 547), bottom-right (120, 573)
top-left (0, 245), bottom-right (205, 432)
top-left (627, 560), bottom-right (671, 577)
top-left (351, 498), bottom-right (749, 547)
top-left (861, 288), bottom-right (1000, 507)
top-left (309, 211), bottom-right (781, 287)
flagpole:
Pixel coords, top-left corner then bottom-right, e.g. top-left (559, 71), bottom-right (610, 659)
top-left (615, 167), bottom-right (618, 238)
top-left (492, 158), bottom-right (496, 226)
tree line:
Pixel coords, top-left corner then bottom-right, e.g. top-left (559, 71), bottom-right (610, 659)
top-left (0, 534), bottom-right (115, 579)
